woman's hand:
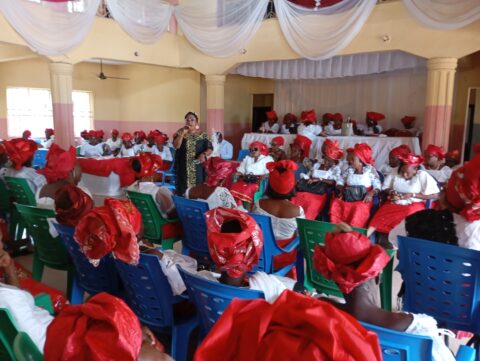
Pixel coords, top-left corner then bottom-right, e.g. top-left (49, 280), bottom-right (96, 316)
top-left (400, 192), bottom-right (413, 200)
top-left (364, 190), bottom-right (376, 203)
top-left (336, 186), bottom-right (344, 200)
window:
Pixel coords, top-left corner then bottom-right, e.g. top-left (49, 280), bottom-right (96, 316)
top-left (6, 87), bottom-right (93, 138)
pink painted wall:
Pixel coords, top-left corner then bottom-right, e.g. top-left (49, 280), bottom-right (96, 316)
top-left (94, 120), bottom-right (190, 139)
top-left (423, 104), bottom-right (452, 150)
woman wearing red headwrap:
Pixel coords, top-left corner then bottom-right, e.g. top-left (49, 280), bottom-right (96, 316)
top-left (329, 143), bottom-right (381, 228)
top-left (186, 157), bottom-right (237, 209)
top-left (388, 151), bottom-right (480, 251)
top-left (119, 132), bottom-right (137, 157)
top-left (4, 138), bottom-right (45, 194)
top-left (295, 141), bottom-right (344, 220)
top-left (194, 291), bottom-right (382, 361)
top-left (133, 130), bottom-right (147, 154)
top-left (368, 154), bottom-right (440, 238)
top-left (202, 207), bottom-right (304, 302)
top-left (269, 136), bottom-right (287, 161)
top-left (152, 133), bottom-right (173, 169)
top-left (378, 144), bottom-right (412, 176)
top-left (22, 130), bottom-right (32, 140)
top-left (313, 226), bottom-right (454, 361)
top-left (40, 128), bottom-right (55, 149)
top-left (297, 110), bottom-right (323, 141)
top-left (55, 184), bottom-right (94, 227)
top-left (105, 128), bottom-right (122, 156)
top-left (36, 144), bottom-right (91, 209)
top-left (230, 141), bottom-right (274, 205)
top-left (259, 111), bottom-right (280, 134)
top-left (252, 160), bottom-right (303, 278)
top-left (364, 111), bottom-right (385, 135)
top-left (280, 113), bottom-right (299, 134)
top-left (424, 144), bottom-right (452, 184)
top-left (79, 130), bottom-right (107, 158)
top-left (325, 113), bottom-right (343, 136)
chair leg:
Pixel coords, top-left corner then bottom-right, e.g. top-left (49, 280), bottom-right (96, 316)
top-left (32, 252), bottom-right (44, 282)
top-left (66, 267), bottom-right (76, 302)
top-left (295, 250), bottom-right (305, 285)
top-left (380, 257), bottom-right (394, 311)
top-left (171, 319), bottom-right (198, 361)
top-left (69, 275), bottom-right (84, 304)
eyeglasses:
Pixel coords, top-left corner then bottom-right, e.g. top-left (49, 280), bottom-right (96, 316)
top-left (249, 148), bottom-right (259, 152)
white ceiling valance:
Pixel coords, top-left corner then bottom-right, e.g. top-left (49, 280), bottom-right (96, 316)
top-left (231, 51), bottom-right (426, 80)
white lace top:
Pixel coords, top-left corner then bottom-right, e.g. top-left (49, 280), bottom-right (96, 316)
top-left (343, 165), bottom-right (381, 190)
top-left (301, 163), bottom-right (343, 185)
top-left (298, 124), bottom-right (322, 141)
top-left (105, 138), bottom-right (122, 151)
top-left (237, 154), bottom-right (274, 176)
top-left (405, 313), bottom-right (455, 361)
top-left (152, 146), bottom-right (173, 162)
top-left (259, 122), bottom-right (280, 134)
top-left (382, 169), bottom-right (440, 205)
top-left (185, 186), bottom-right (237, 210)
top-left (80, 143), bottom-right (104, 158)
top-left (118, 146), bottom-right (136, 158)
top-left (425, 166), bottom-right (453, 184)
top-left (253, 202), bottom-right (305, 241)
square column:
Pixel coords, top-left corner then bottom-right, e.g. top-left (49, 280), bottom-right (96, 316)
top-left (205, 75), bottom-right (226, 135)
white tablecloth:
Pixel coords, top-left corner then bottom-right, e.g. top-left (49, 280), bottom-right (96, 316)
top-left (241, 133), bottom-right (421, 168)
top-left (80, 173), bottom-right (122, 197)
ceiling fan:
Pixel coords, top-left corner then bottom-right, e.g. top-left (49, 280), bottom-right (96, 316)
top-left (96, 59), bottom-right (130, 80)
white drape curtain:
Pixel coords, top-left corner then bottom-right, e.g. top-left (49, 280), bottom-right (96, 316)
top-left (0, 0), bottom-right (100, 56)
top-left (174, 0), bottom-right (269, 58)
top-left (274, 68), bottom-right (427, 130)
top-left (402, 0), bottom-right (480, 30)
top-left (104, 0), bottom-right (173, 44)
top-left (273, 0), bottom-right (376, 60)
top-left (231, 51), bottom-right (426, 80)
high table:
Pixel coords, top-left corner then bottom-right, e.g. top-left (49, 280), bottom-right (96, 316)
top-left (79, 157), bottom-right (137, 197)
top-left (241, 133), bottom-right (421, 168)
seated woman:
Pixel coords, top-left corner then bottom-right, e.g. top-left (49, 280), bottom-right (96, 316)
top-left (297, 140), bottom-right (343, 195)
top-left (127, 153), bottom-right (176, 219)
top-left (79, 130), bottom-right (107, 158)
top-left (329, 143), bottom-right (381, 228)
top-left (152, 132), bottom-right (173, 169)
top-left (445, 149), bottom-right (461, 170)
top-left (279, 113), bottom-right (299, 134)
top-left (119, 132), bottom-right (137, 157)
top-left (133, 130), bottom-right (147, 154)
top-left (368, 153), bottom-right (440, 237)
top-left (324, 113), bottom-right (343, 136)
top-left (186, 157), bottom-right (237, 209)
top-left (202, 207), bottom-right (305, 303)
top-left (297, 110), bottom-right (322, 141)
top-left (105, 129), bottom-right (122, 156)
top-left (289, 135), bottom-right (312, 181)
top-left (424, 144), bottom-right (452, 185)
top-left (259, 111), bottom-right (280, 134)
top-left (54, 184), bottom-right (94, 227)
top-left (313, 227), bottom-right (455, 361)
top-left (388, 151), bottom-right (480, 250)
top-left (230, 141), bottom-right (273, 205)
top-left (364, 111), bottom-right (384, 135)
top-left (252, 160), bottom-right (303, 277)
top-left (4, 138), bottom-right (46, 194)
top-left (378, 144), bottom-right (412, 176)
top-left (269, 136), bottom-right (287, 162)
top-left (36, 144), bottom-right (91, 209)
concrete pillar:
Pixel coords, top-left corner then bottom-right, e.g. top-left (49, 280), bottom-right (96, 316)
top-left (422, 58), bottom-right (457, 150)
top-left (205, 74), bottom-right (226, 135)
top-left (49, 62), bottom-right (75, 148)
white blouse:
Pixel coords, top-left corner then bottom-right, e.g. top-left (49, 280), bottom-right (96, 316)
top-left (297, 124), bottom-right (322, 141)
top-left (382, 169), bottom-right (440, 205)
top-left (259, 122), bottom-right (279, 134)
top-left (424, 166), bottom-right (452, 184)
top-left (325, 124), bottom-right (342, 136)
top-left (405, 313), bottom-right (455, 361)
top-left (253, 202), bottom-right (305, 241)
top-left (237, 154), bottom-right (274, 176)
top-left (105, 138), bottom-right (122, 151)
top-left (186, 186), bottom-right (237, 210)
top-left (343, 165), bottom-right (381, 190)
top-left (119, 146), bottom-right (136, 158)
top-left (152, 146), bottom-right (173, 162)
top-left (302, 163), bottom-right (344, 186)
top-left (80, 143), bottom-right (104, 158)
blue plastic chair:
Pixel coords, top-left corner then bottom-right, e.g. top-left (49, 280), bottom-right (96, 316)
top-left (53, 223), bottom-right (121, 304)
top-left (156, 147), bottom-right (176, 191)
top-left (114, 254), bottom-right (197, 361)
top-left (397, 236), bottom-right (480, 335)
top-left (237, 149), bottom-right (249, 161)
top-left (32, 149), bottom-right (48, 170)
top-left (178, 267), bottom-right (264, 339)
top-left (172, 196), bottom-right (211, 259)
top-left (249, 213), bottom-right (299, 277)
top-left (362, 322), bottom-right (475, 361)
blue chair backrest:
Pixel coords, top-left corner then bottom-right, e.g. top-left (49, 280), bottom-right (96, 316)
top-left (114, 254), bottom-right (175, 330)
top-left (237, 149), bottom-right (249, 161)
top-left (249, 213), bottom-right (297, 275)
top-left (54, 223), bottom-right (120, 296)
top-left (178, 267), bottom-right (264, 336)
top-left (172, 196), bottom-right (210, 257)
top-left (32, 149), bottom-right (48, 169)
top-left (397, 236), bottom-right (480, 334)
top-left (362, 322), bottom-right (433, 361)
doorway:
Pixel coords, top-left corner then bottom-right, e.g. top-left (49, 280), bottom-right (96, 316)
top-left (252, 94), bottom-right (274, 132)
top-left (464, 88), bottom-right (480, 161)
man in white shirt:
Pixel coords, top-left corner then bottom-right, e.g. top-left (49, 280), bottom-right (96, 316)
top-left (217, 132), bottom-right (233, 160)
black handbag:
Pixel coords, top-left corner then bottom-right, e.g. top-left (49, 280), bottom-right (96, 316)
top-left (296, 179), bottom-right (329, 195)
top-left (343, 186), bottom-right (368, 202)
top-left (243, 174), bottom-right (260, 184)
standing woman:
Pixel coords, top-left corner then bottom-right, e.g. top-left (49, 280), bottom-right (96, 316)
top-left (173, 112), bottom-right (211, 196)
